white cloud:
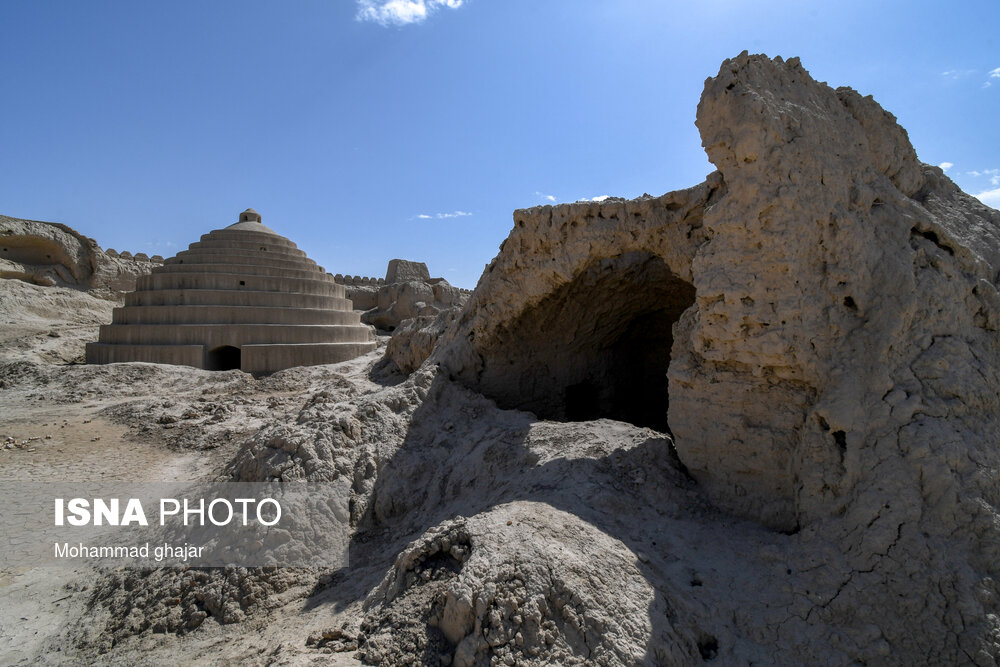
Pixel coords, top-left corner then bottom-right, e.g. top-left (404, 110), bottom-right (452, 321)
top-left (535, 191), bottom-right (557, 202)
top-left (590, 195), bottom-right (611, 202)
top-left (974, 187), bottom-right (1000, 209)
top-left (939, 162), bottom-right (954, 172)
top-left (941, 69), bottom-right (975, 80)
top-left (967, 168), bottom-right (1000, 186)
top-left (415, 210), bottom-right (472, 220)
top-left (357, 0), bottom-right (464, 26)
top-left (990, 67), bottom-right (1000, 79)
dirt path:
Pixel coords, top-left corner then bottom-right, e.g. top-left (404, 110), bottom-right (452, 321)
top-left (0, 404), bottom-right (206, 664)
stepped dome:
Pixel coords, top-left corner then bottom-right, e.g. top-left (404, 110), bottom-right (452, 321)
top-left (86, 210), bottom-right (376, 372)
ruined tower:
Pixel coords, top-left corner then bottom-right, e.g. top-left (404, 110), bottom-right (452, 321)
top-left (85, 209), bottom-right (376, 372)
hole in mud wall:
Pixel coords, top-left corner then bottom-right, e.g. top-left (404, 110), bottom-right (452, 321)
top-left (0, 237), bottom-right (75, 273)
top-left (206, 345), bottom-right (241, 371)
top-left (477, 252), bottom-right (696, 432)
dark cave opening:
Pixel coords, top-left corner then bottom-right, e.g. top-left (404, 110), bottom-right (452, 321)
top-left (477, 252), bottom-right (696, 432)
top-left (206, 345), bottom-right (241, 371)
top-left (565, 380), bottom-right (600, 421)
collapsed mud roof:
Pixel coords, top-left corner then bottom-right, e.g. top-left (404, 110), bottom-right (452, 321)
top-left (86, 210), bottom-right (376, 372)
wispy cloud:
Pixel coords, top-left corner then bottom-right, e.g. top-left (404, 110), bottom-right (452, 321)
top-left (939, 162), bottom-right (954, 172)
top-left (357, 0), bottom-right (464, 26)
top-left (967, 168), bottom-right (1000, 186)
top-left (940, 67), bottom-right (999, 88)
top-left (964, 167), bottom-right (1000, 207)
top-left (414, 210), bottom-right (473, 220)
top-left (589, 195), bottom-right (611, 202)
top-left (941, 69), bottom-right (976, 80)
top-left (535, 191), bottom-right (556, 202)
top-left (974, 188), bottom-right (1000, 209)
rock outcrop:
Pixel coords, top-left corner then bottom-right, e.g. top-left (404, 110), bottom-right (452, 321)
top-left (0, 214), bottom-right (161, 296)
top-left (427, 52), bottom-right (1000, 661)
top-left (385, 258), bottom-right (431, 284)
top-left (432, 185), bottom-right (713, 431)
top-left (360, 504), bottom-right (662, 667)
top-left (677, 53), bottom-right (1000, 530)
top-left (344, 258), bottom-right (469, 333)
top-left (384, 309), bottom-right (458, 375)
top-left (365, 278), bottom-right (467, 332)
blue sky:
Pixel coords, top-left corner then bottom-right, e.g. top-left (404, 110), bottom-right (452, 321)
top-left (1, 1), bottom-right (997, 288)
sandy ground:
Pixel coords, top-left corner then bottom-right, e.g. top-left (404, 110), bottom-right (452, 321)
top-left (6, 275), bottom-right (992, 665)
top-left (0, 357), bottom-right (382, 665)
top-left (0, 415), bottom-right (201, 665)
top-left (0, 278), bottom-right (381, 664)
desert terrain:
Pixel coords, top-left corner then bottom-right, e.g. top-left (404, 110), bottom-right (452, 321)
top-left (2, 53), bottom-right (999, 665)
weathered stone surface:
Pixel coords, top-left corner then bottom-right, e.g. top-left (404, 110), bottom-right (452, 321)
top-left (343, 284), bottom-right (379, 311)
top-left (0, 279), bottom-right (117, 364)
top-left (360, 504), bottom-right (663, 667)
top-left (674, 51), bottom-right (1000, 528)
top-left (386, 258), bottom-right (431, 284)
top-left (384, 309), bottom-right (457, 374)
top-left (355, 258), bottom-right (469, 334)
top-left (424, 52), bottom-right (1000, 662)
top-left (363, 278), bottom-right (466, 332)
top-left (0, 214), bottom-right (158, 295)
top-left (336, 260), bottom-right (469, 329)
top-left (431, 180), bottom-right (717, 428)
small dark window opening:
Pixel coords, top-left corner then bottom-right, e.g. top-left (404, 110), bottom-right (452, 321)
top-left (260, 246), bottom-right (267, 251)
top-left (239, 280), bottom-right (245, 286)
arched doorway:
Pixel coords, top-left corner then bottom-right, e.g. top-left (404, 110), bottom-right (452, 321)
top-left (473, 252), bottom-right (696, 433)
top-left (206, 345), bottom-right (241, 371)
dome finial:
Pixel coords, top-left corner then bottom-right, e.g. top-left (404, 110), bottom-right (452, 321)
top-left (239, 208), bottom-right (261, 223)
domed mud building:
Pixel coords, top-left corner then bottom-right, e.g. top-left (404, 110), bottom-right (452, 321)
top-left (86, 209), bottom-right (376, 372)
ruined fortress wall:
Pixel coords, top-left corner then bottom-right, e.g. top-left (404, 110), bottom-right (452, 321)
top-left (434, 53), bottom-right (1000, 541)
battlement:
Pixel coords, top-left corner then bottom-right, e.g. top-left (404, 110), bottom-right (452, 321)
top-left (334, 274), bottom-right (386, 287)
top-left (104, 249), bottom-right (164, 264)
